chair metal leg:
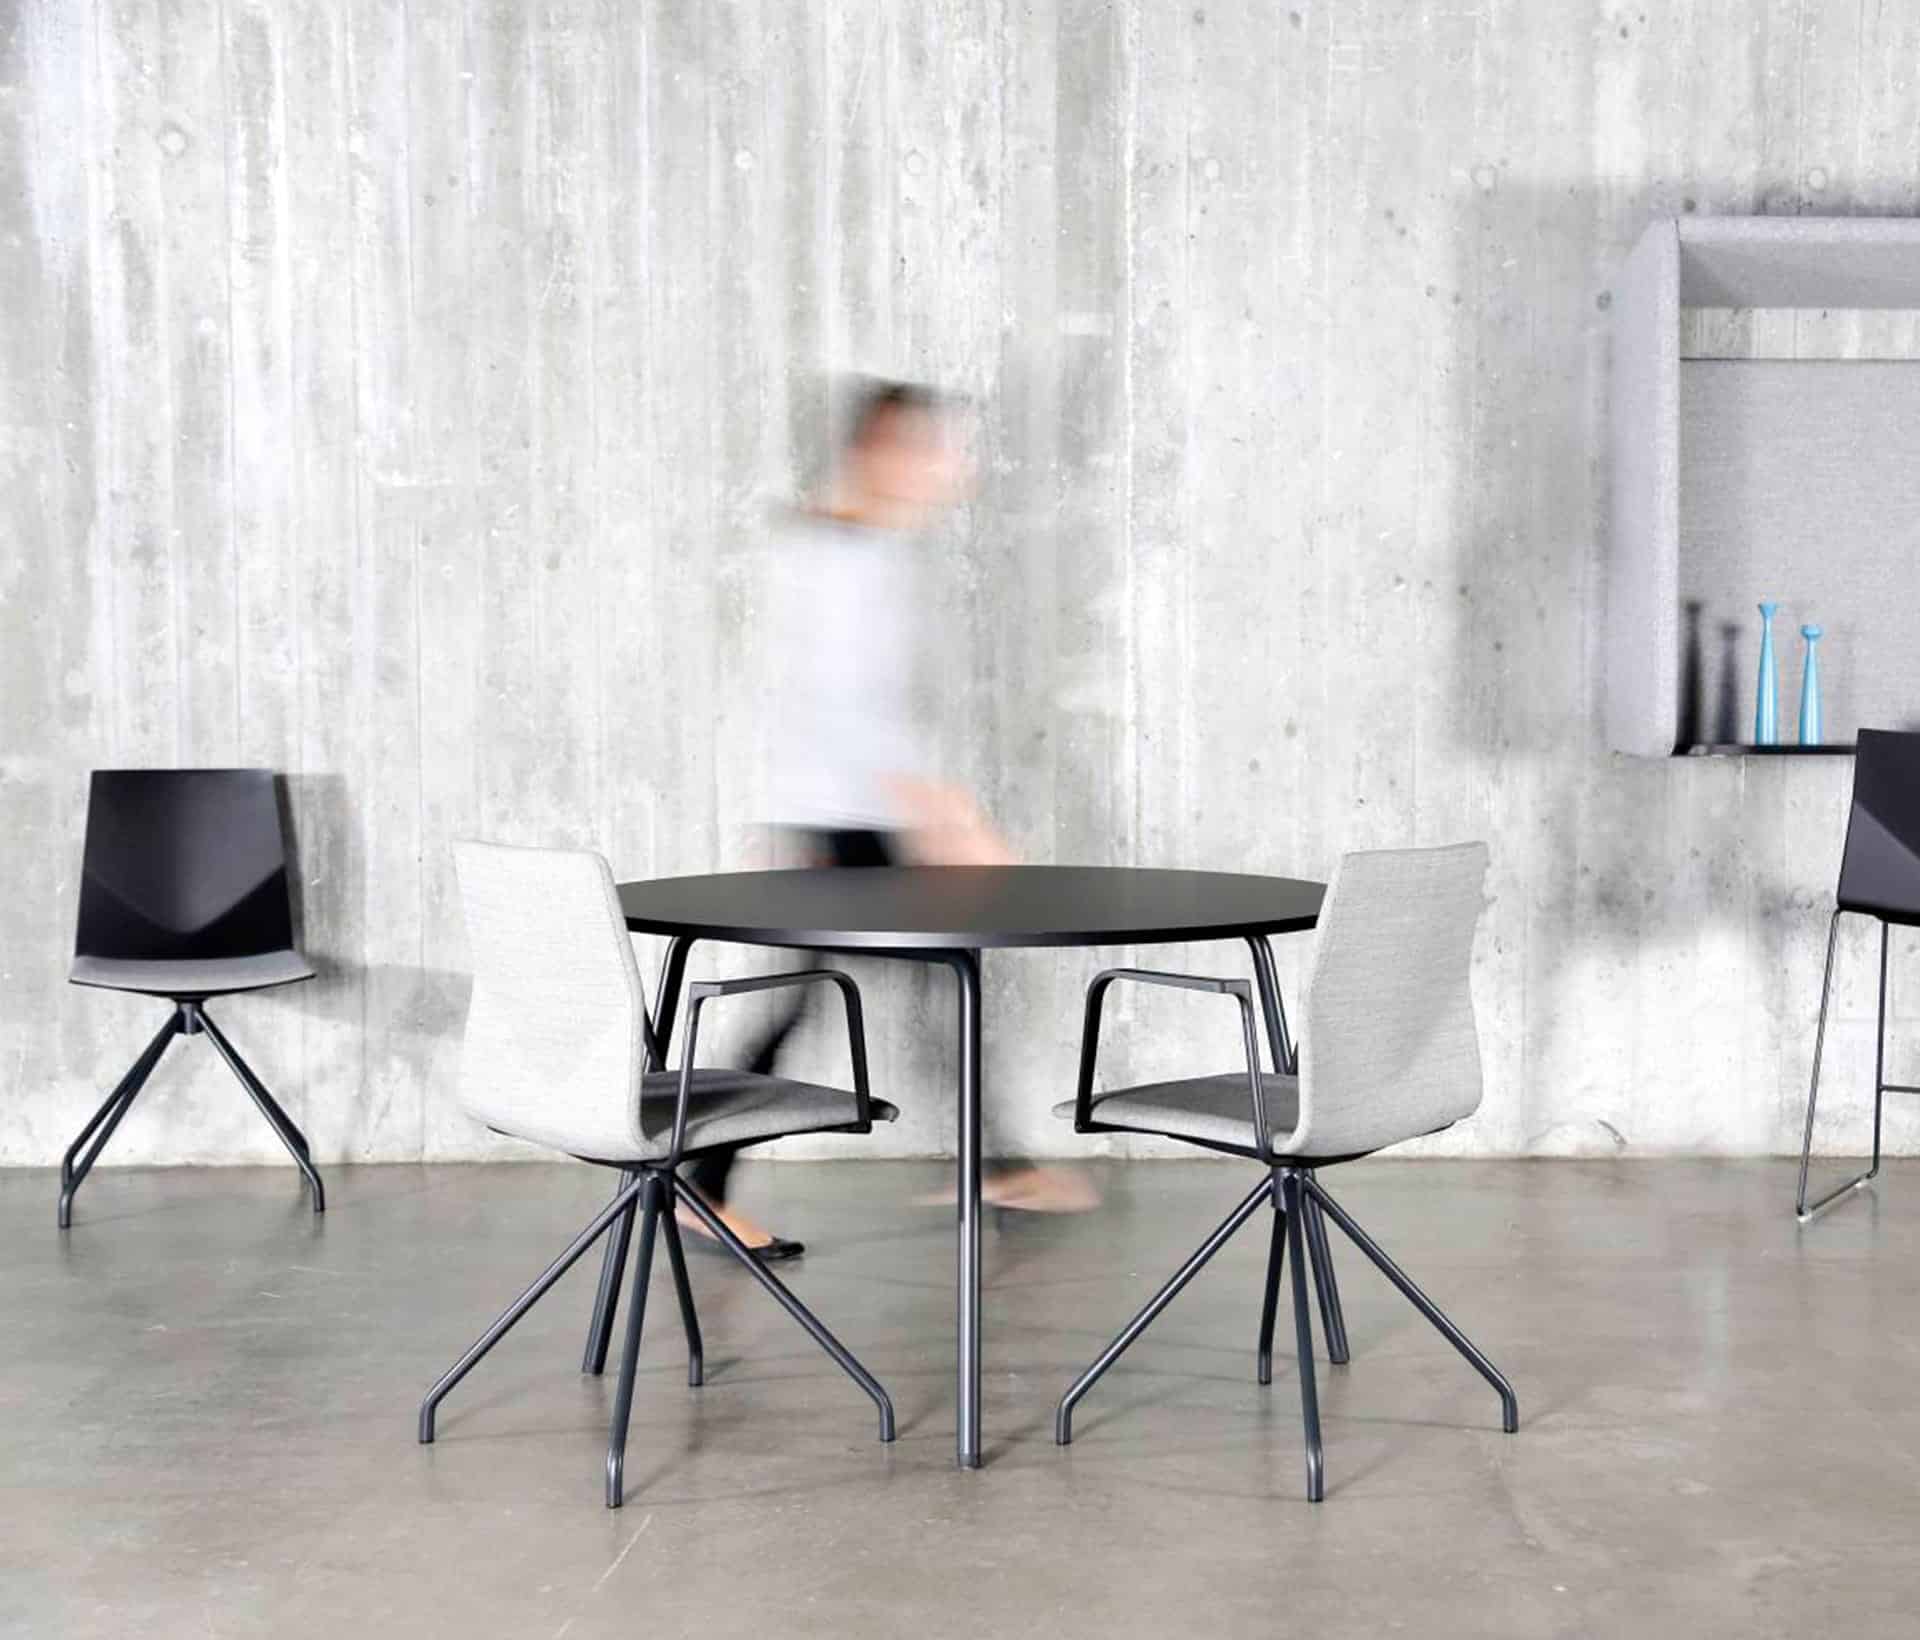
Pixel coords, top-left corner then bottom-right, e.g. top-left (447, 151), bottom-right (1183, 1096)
top-left (582, 1170), bottom-right (639, 1376)
top-left (1256, 1193), bottom-right (1286, 1385)
top-left (676, 1185), bottom-right (895, 1443)
top-left (1303, 1188), bottom-right (1351, 1365)
top-left (606, 1176), bottom-right (663, 1509)
top-left (1875, 921), bottom-right (1891, 1185)
top-left (59, 1009), bottom-right (182, 1228)
top-left (1057, 1173), bottom-right (1276, 1445)
top-left (1797, 912), bottom-right (1887, 1221)
top-left (658, 1181), bottom-right (704, 1387)
top-left (1305, 1174), bottom-right (1518, 1434)
top-left (193, 1004), bottom-right (326, 1213)
top-left (419, 1173), bottom-right (647, 1444)
top-left (584, 936), bottom-right (693, 1366)
top-left (1280, 1172), bottom-right (1325, 1502)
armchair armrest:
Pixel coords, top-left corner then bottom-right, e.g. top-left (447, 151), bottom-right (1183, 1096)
top-left (1073, 967), bottom-right (1274, 1162)
top-left (668, 970), bottom-right (872, 1162)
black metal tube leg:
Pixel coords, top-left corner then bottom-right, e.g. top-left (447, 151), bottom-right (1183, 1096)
top-left (419, 1175), bottom-right (646, 1444)
top-left (1057, 1174), bottom-right (1276, 1445)
top-left (585, 937), bottom-right (693, 1365)
top-left (1304, 1190), bottom-right (1350, 1365)
top-left (59, 1010), bottom-right (181, 1228)
top-left (1307, 1175), bottom-right (1518, 1434)
top-left (1871, 922), bottom-right (1890, 1179)
top-left (1244, 935), bottom-right (1294, 1073)
top-left (677, 1187), bottom-right (895, 1443)
top-left (1797, 910), bottom-right (1875, 1220)
top-left (194, 1006), bottom-right (326, 1213)
top-left (1281, 1173), bottom-right (1325, 1503)
top-left (605, 1178), bottom-right (663, 1510)
top-left (659, 1182), bottom-right (704, 1387)
top-left (582, 1171), bottom-right (639, 1376)
top-left (952, 948), bottom-right (983, 1469)
top-left (1256, 1195), bottom-right (1286, 1385)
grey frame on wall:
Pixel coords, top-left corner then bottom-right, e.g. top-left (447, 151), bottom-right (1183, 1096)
top-left (1605, 216), bottom-right (1920, 757)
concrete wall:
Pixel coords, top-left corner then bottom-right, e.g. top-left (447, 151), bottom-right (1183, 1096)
top-left (6, 0), bottom-right (1920, 1167)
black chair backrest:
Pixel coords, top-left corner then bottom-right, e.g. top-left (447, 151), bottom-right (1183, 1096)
top-left (75, 770), bottom-right (298, 961)
top-left (1836, 730), bottom-right (1920, 926)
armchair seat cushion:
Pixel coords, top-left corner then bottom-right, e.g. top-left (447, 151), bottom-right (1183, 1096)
top-left (564, 1070), bottom-right (897, 1164)
top-left (1055, 1072), bottom-right (1300, 1155)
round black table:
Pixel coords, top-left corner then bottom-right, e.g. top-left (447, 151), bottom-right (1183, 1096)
top-left (611, 864), bottom-right (1325, 1469)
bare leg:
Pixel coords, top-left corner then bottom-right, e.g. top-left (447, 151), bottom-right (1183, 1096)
top-left (675, 1175), bottom-right (791, 1252)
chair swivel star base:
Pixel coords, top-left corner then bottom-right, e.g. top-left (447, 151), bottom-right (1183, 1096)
top-left (1054, 1160), bottom-right (1517, 1504)
top-left (61, 994), bottom-right (324, 1229)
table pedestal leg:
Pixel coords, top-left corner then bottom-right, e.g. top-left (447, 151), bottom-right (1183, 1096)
top-left (951, 947), bottom-right (983, 1469)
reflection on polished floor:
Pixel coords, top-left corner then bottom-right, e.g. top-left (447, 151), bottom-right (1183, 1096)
top-left (5, 1158), bottom-right (1916, 1639)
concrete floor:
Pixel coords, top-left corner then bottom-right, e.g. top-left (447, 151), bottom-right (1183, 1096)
top-left (3, 1158), bottom-right (1917, 1639)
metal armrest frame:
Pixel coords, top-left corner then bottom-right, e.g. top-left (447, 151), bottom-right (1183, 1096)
top-left (668, 969), bottom-right (872, 1164)
top-left (1073, 967), bottom-right (1275, 1163)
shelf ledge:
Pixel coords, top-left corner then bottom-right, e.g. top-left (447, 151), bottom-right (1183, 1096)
top-left (1676, 744), bottom-right (1858, 757)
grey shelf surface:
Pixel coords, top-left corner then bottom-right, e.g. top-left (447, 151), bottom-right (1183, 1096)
top-left (1677, 743), bottom-right (1857, 758)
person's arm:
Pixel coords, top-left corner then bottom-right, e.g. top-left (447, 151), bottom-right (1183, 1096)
top-left (883, 775), bottom-right (1017, 866)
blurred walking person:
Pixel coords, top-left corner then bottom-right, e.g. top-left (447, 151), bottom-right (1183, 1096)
top-left (676, 380), bottom-right (1091, 1260)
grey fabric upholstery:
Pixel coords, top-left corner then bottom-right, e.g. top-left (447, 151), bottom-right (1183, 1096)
top-left (1678, 360), bottom-right (1920, 744)
top-left (612, 1074), bottom-right (896, 1163)
top-left (1062, 844), bottom-right (1489, 1161)
top-left (1286, 843), bottom-right (1487, 1157)
top-left (453, 840), bottom-right (889, 1163)
top-left (70, 950), bottom-right (316, 996)
top-left (1053, 1073), bottom-right (1299, 1153)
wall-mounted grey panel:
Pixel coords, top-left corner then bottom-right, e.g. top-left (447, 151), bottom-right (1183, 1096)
top-left (1680, 360), bottom-right (1920, 742)
top-left (1678, 218), bottom-right (1920, 311)
top-left (1610, 215), bottom-right (1920, 753)
top-left (1607, 220), bottom-right (1681, 756)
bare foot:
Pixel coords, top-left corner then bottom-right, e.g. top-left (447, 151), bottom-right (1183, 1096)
top-left (988, 1165), bottom-right (1100, 1213)
top-left (914, 1165), bottom-right (1101, 1213)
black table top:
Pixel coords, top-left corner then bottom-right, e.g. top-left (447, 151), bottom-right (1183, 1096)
top-left (617, 865), bottom-right (1324, 951)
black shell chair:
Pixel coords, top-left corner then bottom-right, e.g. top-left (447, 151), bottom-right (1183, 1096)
top-left (1797, 729), bottom-right (1920, 1218)
top-left (61, 769), bottom-right (323, 1227)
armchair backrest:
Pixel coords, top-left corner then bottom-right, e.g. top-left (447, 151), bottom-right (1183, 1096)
top-left (1836, 729), bottom-right (1920, 926)
top-left (452, 841), bottom-right (652, 1160)
top-left (1289, 843), bottom-right (1489, 1159)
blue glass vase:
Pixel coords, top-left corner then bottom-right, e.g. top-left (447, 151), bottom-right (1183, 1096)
top-left (1754, 602), bottom-right (1779, 746)
top-left (1798, 624), bottom-right (1823, 746)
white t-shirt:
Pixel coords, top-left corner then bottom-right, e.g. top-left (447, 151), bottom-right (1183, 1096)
top-left (766, 513), bottom-right (925, 830)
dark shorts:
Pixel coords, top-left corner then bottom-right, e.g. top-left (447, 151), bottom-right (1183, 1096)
top-left (809, 828), bottom-right (903, 869)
